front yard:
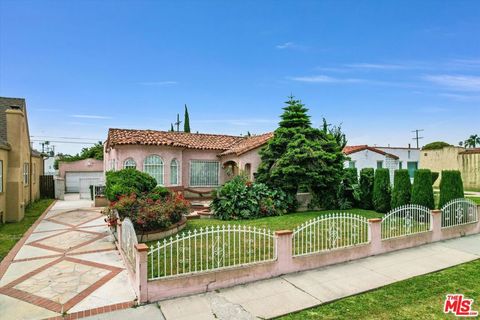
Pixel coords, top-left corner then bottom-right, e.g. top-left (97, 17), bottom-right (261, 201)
top-left (281, 259), bottom-right (480, 320)
top-left (0, 199), bottom-right (54, 261)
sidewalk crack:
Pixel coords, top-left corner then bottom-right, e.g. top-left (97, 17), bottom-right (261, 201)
top-left (281, 276), bottom-right (322, 303)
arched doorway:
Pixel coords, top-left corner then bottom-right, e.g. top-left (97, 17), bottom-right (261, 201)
top-left (223, 160), bottom-right (239, 182)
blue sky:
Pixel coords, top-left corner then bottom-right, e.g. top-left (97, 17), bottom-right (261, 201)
top-left (1, 0), bottom-right (479, 154)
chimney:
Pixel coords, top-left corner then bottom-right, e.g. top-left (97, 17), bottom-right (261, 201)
top-left (408, 143), bottom-right (411, 149)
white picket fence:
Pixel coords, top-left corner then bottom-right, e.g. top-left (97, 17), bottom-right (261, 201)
top-left (292, 213), bottom-right (370, 257)
top-left (441, 198), bottom-right (478, 228)
top-left (381, 204), bottom-right (431, 240)
top-left (121, 218), bottom-right (138, 271)
top-left (148, 225), bottom-right (276, 280)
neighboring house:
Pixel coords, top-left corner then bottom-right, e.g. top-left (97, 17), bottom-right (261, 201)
top-left (420, 146), bottom-right (480, 190)
top-left (58, 158), bottom-right (104, 197)
top-left (104, 129), bottom-right (273, 190)
top-left (343, 145), bottom-right (420, 182)
top-left (0, 97), bottom-right (43, 223)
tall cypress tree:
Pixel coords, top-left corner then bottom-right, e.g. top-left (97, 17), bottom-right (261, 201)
top-left (255, 96), bottom-right (346, 209)
top-left (170, 123), bottom-right (174, 132)
top-left (184, 104), bottom-right (191, 133)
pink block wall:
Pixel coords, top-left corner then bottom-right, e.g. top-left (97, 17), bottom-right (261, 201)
top-left (58, 158), bottom-right (104, 178)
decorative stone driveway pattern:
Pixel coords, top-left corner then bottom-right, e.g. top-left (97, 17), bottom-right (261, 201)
top-left (0, 200), bottom-right (137, 320)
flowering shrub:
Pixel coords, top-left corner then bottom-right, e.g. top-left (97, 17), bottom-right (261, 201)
top-left (211, 175), bottom-right (290, 220)
top-left (111, 190), bottom-right (190, 232)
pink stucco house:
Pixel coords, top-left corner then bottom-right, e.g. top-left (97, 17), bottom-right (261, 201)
top-left (104, 129), bottom-right (273, 190)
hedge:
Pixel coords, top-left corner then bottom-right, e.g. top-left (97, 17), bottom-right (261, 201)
top-left (337, 168), bottom-right (358, 209)
top-left (391, 169), bottom-right (411, 209)
top-left (105, 168), bottom-right (157, 201)
top-left (373, 168), bottom-right (391, 213)
top-left (439, 170), bottom-right (464, 208)
top-left (411, 169), bottom-right (435, 209)
top-left (359, 168), bottom-right (375, 210)
top-left (431, 172), bottom-right (439, 185)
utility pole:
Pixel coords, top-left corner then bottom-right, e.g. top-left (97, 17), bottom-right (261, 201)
top-left (411, 129), bottom-right (424, 148)
top-left (174, 113), bottom-right (182, 132)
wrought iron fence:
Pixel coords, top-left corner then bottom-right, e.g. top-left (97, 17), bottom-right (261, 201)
top-left (292, 213), bottom-right (369, 257)
top-left (441, 198), bottom-right (478, 228)
top-left (121, 218), bottom-right (138, 271)
top-left (381, 204), bottom-right (431, 240)
top-left (148, 225), bottom-right (276, 280)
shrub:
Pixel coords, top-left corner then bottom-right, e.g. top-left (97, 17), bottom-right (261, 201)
top-left (422, 141), bottom-right (451, 150)
top-left (211, 175), bottom-right (290, 220)
top-left (337, 168), bottom-right (358, 210)
top-left (111, 192), bottom-right (189, 232)
top-left (439, 170), bottom-right (464, 208)
top-left (391, 169), bottom-right (411, 209)
top-left (105, 168), bottom-right (157, 201)
top-left (373, 168), bottom-right (391, 213)
top-left (431, 172), bottom-right (439, 185)
top-left (359, 168), bottom-right (375, 210)
top-left (411, 169), bottom-right (435, 209)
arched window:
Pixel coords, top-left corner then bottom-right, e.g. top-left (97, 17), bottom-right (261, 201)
top-left (170, 159), bottom-right (179, 185)
top-left (123, 158), bottom-right (137, 169)
top-left (143, 155), bottom-right (164, 185)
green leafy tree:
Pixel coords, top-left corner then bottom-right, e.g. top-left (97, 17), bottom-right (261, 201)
top-left (359, 168), bottom-right (375, 209)
top-left (391, 169), bottom-right (411, 208)
top-left (463, 134), bottom-right (480, 148)
top-left (337, 168), bottom-right (358, 209)
top-left (54, 142), bottom-right (103, 169)
top-left (105, 168), bottom-right (157, 201)
top-left (184, 104), bottom-right (191, 133)
top-left (321, 118), bottom-right (347, 149)
top-left (422, 141), bottom-right (451, 150)
top-left (439, 170), bottom-right (464, 208)
top-left (373, 168), bottom-right (391, 213)
top-left (255, 96), bottom-right (346, 209)
top-left (411, 169), bottom-right (435, 209)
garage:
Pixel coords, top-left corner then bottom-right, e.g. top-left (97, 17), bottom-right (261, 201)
top-left (65, 171), bottom-right (104, 197)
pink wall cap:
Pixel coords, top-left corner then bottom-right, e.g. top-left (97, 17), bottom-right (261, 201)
top-left (116, 219), bottom-right (122, 225)
top-left (135, 243), bottom-right (149, 252)
top-left (275, 230), bottom-right (293, 235)
top-left (431, 209), bottom-right (442, 214)
top-left (368, 218), bottom-right (382, 223)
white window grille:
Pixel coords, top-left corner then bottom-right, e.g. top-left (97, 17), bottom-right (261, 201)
top-left (23, 163), bottom-right (29, 185)
top-left (170, 159), bottom-right (179, 185)
top-left (144, 155), bottom-right (164, 185)
top-left (0, 160), bottom-right (3, 192)
top-left (123, 158), bottom-right (137, 169)
top-left (189, 160), bottom-right (219, 187)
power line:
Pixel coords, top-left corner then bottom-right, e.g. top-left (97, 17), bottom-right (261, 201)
top-left (31, 135), bottom-right (102, 140)
top-left (411, 129), bottom-right (424, 148)
top-left (31, 139), bottom-right (97, 145)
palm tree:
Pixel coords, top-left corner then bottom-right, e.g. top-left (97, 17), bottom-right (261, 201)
top-left (464, 134), bottom-right (480, 148)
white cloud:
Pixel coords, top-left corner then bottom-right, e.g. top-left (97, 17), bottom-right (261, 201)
top-left (275, 42), bottom-right (306, 50)
top-left (345, 63), bottom-right (407, 70)
top-left (288, 75), bottom-right (366, 83)
top-left (70, 114), bottom-right (112, 119)
top-left (423, 75), bottom-right (480, 91)
top-left (138, 81), bottom-right (178, 86)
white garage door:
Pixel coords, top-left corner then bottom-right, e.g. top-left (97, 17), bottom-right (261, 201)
top-left (65, 172), bottom-right (104, 196)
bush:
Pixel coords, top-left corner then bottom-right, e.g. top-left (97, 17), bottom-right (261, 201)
top-left (391, 170), bottom-right (411, 209)
top-left (411, 169), bottom-right (435, 209)
top-left (211, 175), bottom-right (290, 220)
top-left (439, 170), bottom-right (464, 208)
top-left (373, 169), bottom-right (391, 213)
top-left (359, 168), bottom-right (375, 210)
top-left (337, 168), bottom-right (358, 210)
top-left (422, 141), bottom-right (451, 150)
top-left (111, 192), bottom-right (189, 232)
top-left (105, 168), bottom-right (157, 201)
top-left (431, 172), bottom-right (439, 185)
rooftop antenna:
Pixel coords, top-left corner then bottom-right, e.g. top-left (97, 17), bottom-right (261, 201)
top-left (412, 129), bottom-right (424, 148)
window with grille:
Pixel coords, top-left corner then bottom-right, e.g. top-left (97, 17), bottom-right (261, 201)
top-left (144, 155), bottom-right (164, 185)
top-left (170, 159), bottom-right (179, 185)
top-left (124, 158), bottom-right (137, 169)
top-left (376, 161), bottom-right (383, 169)
top-left (189, 160), bottom-right (219, 187)
top-left (23, 163), bottom-right (29, 185)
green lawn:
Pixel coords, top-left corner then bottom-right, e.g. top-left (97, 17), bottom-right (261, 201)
top-left (280, 259), bottom-right (480, 320)
top-left (0, 199), bottom-right (54, 262)
top-left (466, 196), bottom-right (480, 205)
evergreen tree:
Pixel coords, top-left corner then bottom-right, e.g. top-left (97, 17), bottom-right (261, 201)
top-left (359, 168), bottom-right (375, 209)
top-left (170, 123), bottom-right (174, 132)
top-left (439, 170), bottom-right (464, 208)
top-left (411, 169), bottom-right (435, 209)
top-left (373, 168), bottom-right (391, 213)
top-left (391, 169), bottom-right (411, 208)
top-left (184, 104), bottom-right (191, 133)
top-left (255, 96), bottom-right (346, 209)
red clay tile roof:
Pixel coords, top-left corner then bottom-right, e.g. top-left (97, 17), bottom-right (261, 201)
top-left (106, 128), bottom-right (273, 155)
top-left (459, 148), bottom-right (480, 155)
top-left (343, 145), bottom-right (399, 159)
top-left (220, 132), bottom-right (274, 156)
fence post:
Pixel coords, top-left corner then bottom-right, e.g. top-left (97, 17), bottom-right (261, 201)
top-left (431, 209), bottom-right (442, 242)
top-left (368, 218), bottom-right (382, 255)
top-left (135, 243), bottom-right (149, 303)
top-left (275, 230), bottom-right (293, 274)
top-left (116, 219), bottom-right (122, 250)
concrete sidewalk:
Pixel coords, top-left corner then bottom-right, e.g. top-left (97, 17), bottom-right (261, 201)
top-left (84, 233), bottom-right (480, 320)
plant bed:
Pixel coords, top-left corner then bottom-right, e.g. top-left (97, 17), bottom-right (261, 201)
top-left (137, 216), bottom-right (187, 242)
